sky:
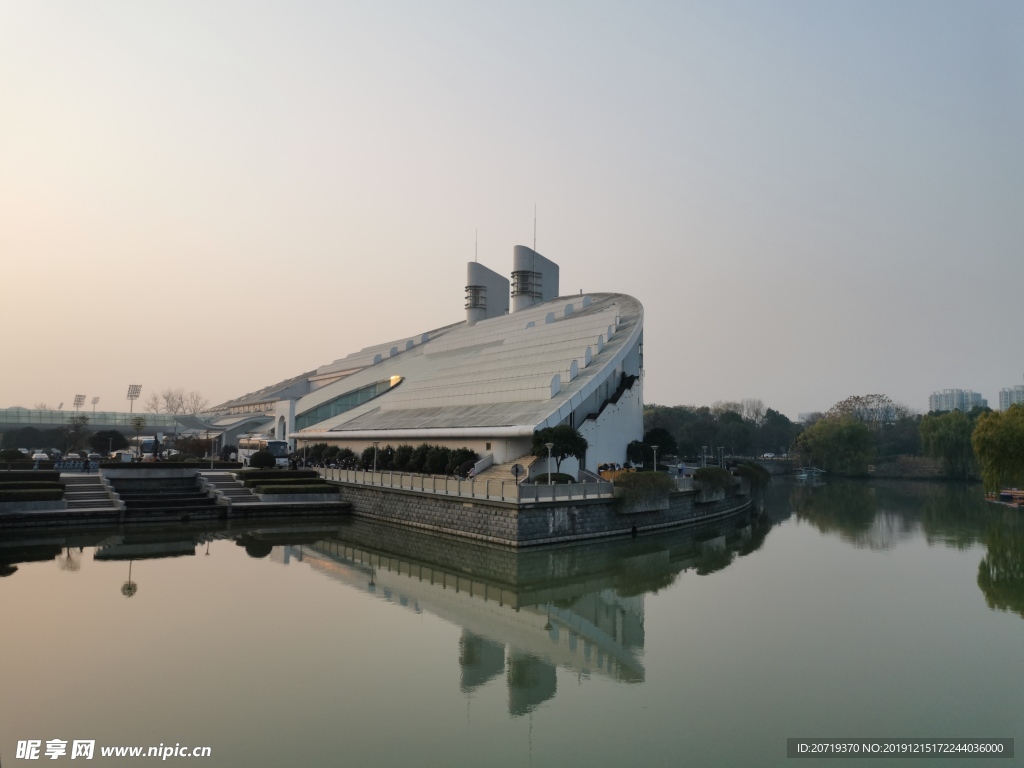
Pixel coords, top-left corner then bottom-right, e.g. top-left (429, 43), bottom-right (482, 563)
top-left (1, 0), bottom-right (1021, 420)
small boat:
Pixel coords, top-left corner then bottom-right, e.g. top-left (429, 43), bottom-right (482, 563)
top-left (795, 467), bottom-right (826, 485)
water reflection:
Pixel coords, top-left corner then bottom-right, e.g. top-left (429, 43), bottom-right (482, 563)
top-left (978, 515), bottom-right (1024, 619)
top-left (789, 478), bottom-right (1024, 620)
top-left (0, 509), bottom-right (771, 717)
top-left (272, 511), bottom-right (775, 714)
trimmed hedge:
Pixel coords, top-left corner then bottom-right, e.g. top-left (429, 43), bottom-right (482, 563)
top-left (0, 489), bottom-right (64, 502)
top-left (0, 462), bottom-right (57, 471)
top-left (236, 470), bottom-right (319, 481)
top-left (0, 481), bottom-right (65, 491)
top-left (98, 461), bottom-right (243, 470)
top-left (254, 484), bottom-right (339, 495)
top-left (613, 471), bottom-right (677, 492)
top-left (531, 473), bottom-right (578, 484)
top-left (241, 478), bottom-right (330, 489)
top-left (694, 466), bottom-right (734, 492)
top-left (0, 471), bottom-right (62, 483)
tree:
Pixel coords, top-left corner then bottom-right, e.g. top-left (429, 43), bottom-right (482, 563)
top-left (827, 394), bottom-right (908, 427)
top-left (89, 430), bottom-right (129, 454)
top-left (161, 388), bottom-right (185, 416)
top-left (532, 425), bottom-right (588, 473)
top-left (66, 414), bottom-right (90, 451)
top-left (920, 410), bottom-right (976, 479)
top-left (795, 417), bottom-right (874, 476)
top-left (143, 393), bottom-right (162, 413)
top-left (741, 398), bottom-right (767, 427)
top-left (972, 405), bottom-right (1024, 491)
top-left (130, 416), bottom-right (146, 457)
top-left (643, 428), bottom-right (678, 461)
top-left (182, 391), bottom-right (210, 414)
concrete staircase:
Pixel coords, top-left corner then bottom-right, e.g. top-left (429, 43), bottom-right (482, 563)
top-left (61, 475), bottom-right (119, 510)
top-left (200, 471), bottom-right (260, 505)
top-left (474, 455), bottom-right (539, 484)
top-left (106, 475), bottom-right (222, 517)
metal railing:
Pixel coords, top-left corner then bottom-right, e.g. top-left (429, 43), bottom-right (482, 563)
top-left (0, 408), bottom-right (180, 429)
top-left (317, 467), bottom-right (615, 504)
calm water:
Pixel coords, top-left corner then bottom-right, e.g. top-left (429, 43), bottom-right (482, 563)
top-left (2, 480), bottom-right (1022, 767)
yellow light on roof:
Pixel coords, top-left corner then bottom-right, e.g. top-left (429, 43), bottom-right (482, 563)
top-left (390, 376), bottom-right (403, 387)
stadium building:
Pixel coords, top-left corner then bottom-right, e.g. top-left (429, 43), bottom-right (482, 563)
top-left (207, 246), bottom-right (644, 479)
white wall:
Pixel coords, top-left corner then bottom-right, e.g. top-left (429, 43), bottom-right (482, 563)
top-left (578, 377), bottom-right (644, 473)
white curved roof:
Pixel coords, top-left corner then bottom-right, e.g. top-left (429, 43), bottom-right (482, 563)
top-left (293, 292), bottom-right (642, 439)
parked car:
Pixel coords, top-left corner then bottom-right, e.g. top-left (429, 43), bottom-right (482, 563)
top-left (87, 453), bottom-right (102, 462)
top-left (762, 453), bottom-right (775, 459)
top-left (31, 452), bottom-right (49, 461)
top-left (65, 452), bottom-right (82, 460)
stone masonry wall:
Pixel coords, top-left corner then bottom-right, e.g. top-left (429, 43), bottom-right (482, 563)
top-left (333, 482), bottom-right (750, 547)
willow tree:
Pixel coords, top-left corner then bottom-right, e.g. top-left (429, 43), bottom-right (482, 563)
top-left (919, 410), bottom-right (976, 479)
top-left (971, 405), bottom-right (1024, 491)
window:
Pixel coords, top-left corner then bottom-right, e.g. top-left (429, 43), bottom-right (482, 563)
top-left (294, 377), bottom-right (403, 430)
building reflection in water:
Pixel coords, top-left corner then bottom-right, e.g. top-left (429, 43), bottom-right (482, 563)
top-left (273, 512), bottom-right (764, 715)
top-left (0, 510), bottom-right (767, 715)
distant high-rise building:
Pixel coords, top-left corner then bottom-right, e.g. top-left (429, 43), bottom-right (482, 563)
top-left (928, 389), bottom-right (987, 412)
top-left (998, 376), bottom-right (1024, 411)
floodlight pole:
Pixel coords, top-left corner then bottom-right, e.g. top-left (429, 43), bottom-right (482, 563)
top-left (127, 385), bottom-right (142, 415)
top-left (545, 442), bottom-right (554, 485)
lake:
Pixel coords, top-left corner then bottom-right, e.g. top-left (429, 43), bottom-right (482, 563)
top-left (1, 479), bottom-right (1021, 766)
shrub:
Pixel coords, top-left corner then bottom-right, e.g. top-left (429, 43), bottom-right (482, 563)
top-left (410, 443), bottom-right (430, 473)
top-left (249, 450), bottom-right (278, 469)
top-left (614, 471), bottom-right (677, 493)
top-left (254, 484), bottom-right (338, 495)
top-left (242, 477), bottom-right (329, 489)
top-left (236, 469), bottom-right (319, 481)
top-left (532, 472), bottom-right (577, 484)
top-left (0, 489), bottom-right (64, 502)
top-left (733, 462), bottom-right (771, 489)
top-left (424, 446), bottom-right (450, 475)
top-left (448, 448), bottom-right (479, 474)
top-left (165, 453), bottom-right (198, 463)
top-left (0, 449), bottom-right (27, 462)
top-left (694, 466), bottom-right (734, 493)
top-left (0, 481), bottom-right (65, 491)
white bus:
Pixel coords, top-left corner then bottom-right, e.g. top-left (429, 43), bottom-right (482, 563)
top-left (237, 436), bottom-right (290, 468)
top-left (129, 434), bottom-right (163, 460)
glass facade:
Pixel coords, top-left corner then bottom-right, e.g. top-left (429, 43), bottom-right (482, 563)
top-left (294, 378), bottom-right (402, 431)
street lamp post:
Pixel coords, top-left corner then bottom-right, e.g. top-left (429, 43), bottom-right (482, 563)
top-left (652, 445), bottom-right (659, 472)
top-left (372, 441), bottom-right (380, 473)
top-left (545, 442), bottom-right (554, 485)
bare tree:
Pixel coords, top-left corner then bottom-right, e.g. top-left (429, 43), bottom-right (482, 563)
top-left (182, 391), bottom-right (210, 415)
top-left (741, 398), bottom-right (767, 427)
top-left (143, 393), bottom-right (162, 413)
top-left (710, 400), bottom-right (743, 417)
top-left (161, 388), bottom-right (185, 416)
top-left (33, 402), bottom-right (52, 410)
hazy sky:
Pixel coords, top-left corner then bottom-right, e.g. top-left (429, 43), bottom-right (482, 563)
top-left (2, 1), bottom-right (1021, 419)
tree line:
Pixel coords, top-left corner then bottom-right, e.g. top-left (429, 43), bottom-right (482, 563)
top-left (643, 398), bottom-right (802, 461)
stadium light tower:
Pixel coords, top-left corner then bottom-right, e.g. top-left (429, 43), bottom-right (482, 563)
top-left (73, 394), bottom-right (85, 412)
top-left (127, 385), bottom-right (142, 414)
top-left (91, 396), bottom-right (100, 413)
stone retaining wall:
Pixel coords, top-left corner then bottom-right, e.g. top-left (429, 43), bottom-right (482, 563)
top-left (331, 482), bottom-right (750, 547)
